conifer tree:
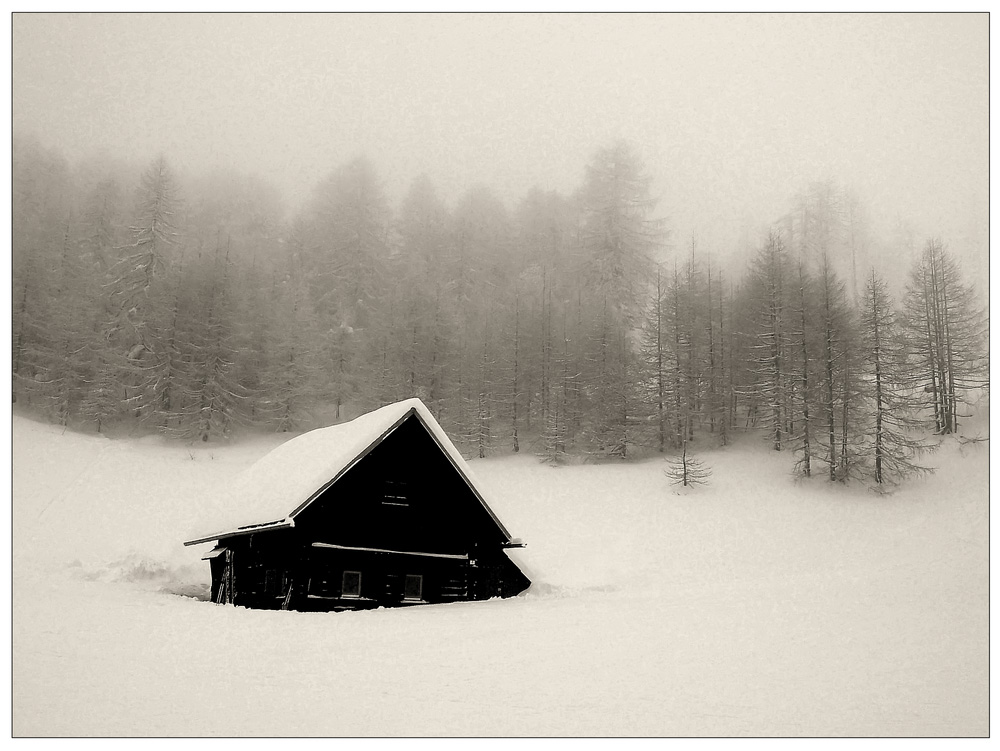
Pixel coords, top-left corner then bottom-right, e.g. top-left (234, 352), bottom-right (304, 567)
top-left (639, 265), bottom-right (671, 452)
top-left (539, 298), bottom-right (577, 464)
top-left (12, 139), bottom-right (75, 407)
top-left (303, 157), bottom-right (390, 330)
top-left (174, 242), bottom-right (246, 441)
top-left (860, 269), bottom-right (933, 486)
top-left (815, 253), bottom-right (864, 481)
top-left (664, 442), bottom-right (712, 487)
top-left (788, 261), bottom-right (819, 476)
top-left (78, 350), bottom-right (127, 433)
top-left (392, 175), bottom-right (456, 414)
top-left (901, 239), bottom-right (988, 434)
top-left (35, 221), bottom-right (94, 425)
top-left (746, 231), bottom-right (791, 450)
top-left (258, 229), bottom-right (324, 432)
top-left (578, 142), bottom-right (663, 456)
top-left (103, 155), bottom-right (181, 422)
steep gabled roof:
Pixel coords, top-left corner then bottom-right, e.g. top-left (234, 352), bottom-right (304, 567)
top-left (184, 398), bottom-right (515, 547)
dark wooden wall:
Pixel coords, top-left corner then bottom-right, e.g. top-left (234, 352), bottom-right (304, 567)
top-left (215, 533), bottom-right (527, 611)
top-left (294, 414), bottom-right (508, 555)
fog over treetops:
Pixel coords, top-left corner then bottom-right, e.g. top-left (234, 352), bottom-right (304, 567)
top-left (11, 14), bottom-right (988, 482)
top-left (13, 13), bottom-right (988, 279)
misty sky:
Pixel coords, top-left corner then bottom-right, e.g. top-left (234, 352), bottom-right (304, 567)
top-left (12, 13), bottom-right (989, 273)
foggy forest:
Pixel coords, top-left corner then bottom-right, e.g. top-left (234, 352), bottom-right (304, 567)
top-left (11, 13), bottom-right (990, 489)
top-left (11, 135), bottom-right (989, 487)
top-left (11, 14), bottom-right (990, 738)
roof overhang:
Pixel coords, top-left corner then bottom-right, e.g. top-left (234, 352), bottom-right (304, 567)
top-left (183, 518), bottom-right (294, 547)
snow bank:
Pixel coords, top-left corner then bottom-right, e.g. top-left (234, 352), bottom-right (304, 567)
top-left (12, 412), bottom-right (989, 736)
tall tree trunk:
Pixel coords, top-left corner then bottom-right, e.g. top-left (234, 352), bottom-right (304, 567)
top-left (797, 265), bottom-right (812, 476)
top-left (871, 274), bottom-right (884, 483)
top-left (511, 286), bottom-right (520, 453)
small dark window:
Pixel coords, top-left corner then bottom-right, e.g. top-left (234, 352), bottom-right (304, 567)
top-left (342, 570), bottom-right (362, 598)
top-left (309, 577), bottom-right (336, 597)
top-left (382, 479), bottom-right (409, 507)
top-left (403, 574), bottom-right (423, 600)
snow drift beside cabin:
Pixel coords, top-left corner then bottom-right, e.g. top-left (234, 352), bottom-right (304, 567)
top-left (185, 398), bottom-right (516, 546)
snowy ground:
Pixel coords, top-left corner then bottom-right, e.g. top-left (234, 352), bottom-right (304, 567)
top-left (12, 412), bottom-right (989, 737)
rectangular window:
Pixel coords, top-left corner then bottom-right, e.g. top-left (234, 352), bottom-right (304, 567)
top-left (342, 570), bottom-right (362, 598)
top-left (403, 574), bottom-right (423, 601)
top-left (382, 479), bottom-right (409, 507)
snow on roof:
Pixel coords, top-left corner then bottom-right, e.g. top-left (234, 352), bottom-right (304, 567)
top-left (502, 547), bottom-right (539, 591)
top-left (184, 398), bottom-right (514, 546)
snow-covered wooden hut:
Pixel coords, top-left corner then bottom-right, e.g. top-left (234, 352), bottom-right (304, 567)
top-left (184, 398), bottom-right (531, 611)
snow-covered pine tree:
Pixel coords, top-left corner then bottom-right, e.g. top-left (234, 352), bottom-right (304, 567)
top-left (474, 347), bottom-right (495, 460)
top-left (365, 262), bottom-right (408, 409)
top-left (665, 261), bottom-right (690, 450)
top-left (789, 179), bottom-right (845, 276)
top-left (33, 221), bottom-right (96, 426)
top-left (148, 253), bottom-right (189, 431)
top-left (704, 259), bottom-right (724, 438)
top-left (539, 298), bottom-right (577, 464)
top-left (664, 441), bottom-right (712, 487)
top-left (860, 269), bottom-right (933, 487)
top-left (79, 176), bottom-right (124, 277)
top-left (394, 175), bottom-right (457, 415)
top-left (449, 185), bottom-right (511, 448)
top-left (302, 157), bottom-right (391, 332)
top-left (461, 286), bottom-right (499, 459)
top-left (259, 242), bottom-right (324, 432)
top-left (323, 321), bottom-right (361, 424)
top-left (78, 348), bottom-right (128, 433)
top-left (745, 231), bottom-right (792, 451)
top-left (680, 240), bottom-right (709, 443)
top-left (507, 282), bottom-right (523, 453)
top-left (638, 264), bottom-right (672, 453)
top-left (540, 404), bottom-right (568, 464)
top-left (103, 155), bottom-right (181, 423)
top-left (836, 334), bottom-right (868, 482)
top-left (578, 142), bottom-right (663, 457)
top-left (173, 240), bottom-right (247, 442)
top-left (186, 171), bottom-right (288, 427)
top-left (12, 139), bottom-right (74, 408)
top-left (842, 189), bottom-right (873, 306)
top-left (231, 255), bottom-right (276, 427)
top-left (815, 252), bottom-right (864, 481)
top-left (717, 273), bottom-right (740, 445)
top-left (72, 175), bottom-right (128, 431)
top-left (788, 260), bottom-right (819, 476)
top-left (513, 187), bottom-right (572, 438)
top-left (12, 251), bottom-right (56, 409)
top-left (901, 239), bottom-right (988, 434)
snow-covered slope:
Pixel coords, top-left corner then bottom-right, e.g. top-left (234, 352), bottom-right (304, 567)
top-left (12, 412), bottom-right (989, 736)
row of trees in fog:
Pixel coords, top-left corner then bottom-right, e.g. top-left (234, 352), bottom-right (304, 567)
top-left (12, 137), bottom-right (988, 486)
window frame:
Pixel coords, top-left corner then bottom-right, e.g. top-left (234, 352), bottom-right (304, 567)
top-left (403, 573), bottom-right (424, 601)
top-left (341, 570), bottom-right (363, 598)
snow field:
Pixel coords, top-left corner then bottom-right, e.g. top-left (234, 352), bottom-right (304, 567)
top-left (12, 414), bottom-right (988, 736)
